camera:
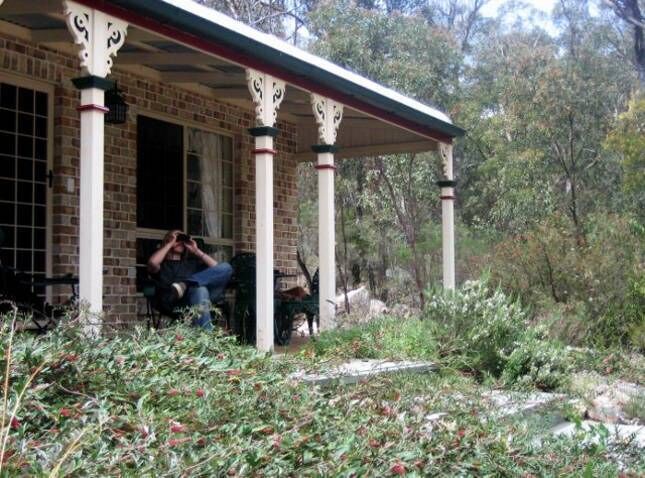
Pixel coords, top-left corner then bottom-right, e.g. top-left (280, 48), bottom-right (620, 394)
top-left (176, 233), bottom-right (191, 243)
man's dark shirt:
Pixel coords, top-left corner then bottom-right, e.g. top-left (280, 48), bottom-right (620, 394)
top-left (155, 258), bottom-right (206, 287)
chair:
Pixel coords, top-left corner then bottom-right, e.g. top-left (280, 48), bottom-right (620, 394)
top-left (229, 252), bottom-right (258, 343)
top-left (141, 238), bottom-right (230, 329)
top-left (229, 253), bottom-right (294, 345)
top-left (143, 274), bottom-right (231, 330)
top-left (229, 253), bottom-right (319, 346)
top-left (0, 230), bottom-right (78, 332)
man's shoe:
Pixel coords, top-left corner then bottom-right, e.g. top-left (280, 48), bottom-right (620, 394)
top-left (170, 282), bottom-right (187, 300)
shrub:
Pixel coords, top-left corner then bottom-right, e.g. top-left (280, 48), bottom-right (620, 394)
top-left (501, 326), bottom-right (571, 391)
top-left (423, 278), bottom-right (570, 390)
top-left (590, 272), bottom-right (645, 351)
top-left (488, 213), bottom-right (644, 348)
top-left (310, 315), bottom-right (438, 361)
top-left (423, 278), bottom-right (527, 377)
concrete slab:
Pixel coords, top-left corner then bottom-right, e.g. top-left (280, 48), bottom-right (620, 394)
top-left (290, 359), bottom-right (437, 386)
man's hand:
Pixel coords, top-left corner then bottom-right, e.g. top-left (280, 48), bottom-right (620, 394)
top-left (186, 239), bottom-right (217, 267)
top-left (185, 238), bottom-right (200, 255)
top-left (167, 232), bottom-right (179, 248)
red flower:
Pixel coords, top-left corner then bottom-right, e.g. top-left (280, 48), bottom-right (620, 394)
top-left (167, 388), bottom-right (180, 397)
top-left (368, 438), bottom-right (380, 448)
top-left (59, 408), bottom-right (73, 418)
top-left (196, 437), bottom-right (207, 447)
top-left (195, 388), bottom-right (205, 398)
top-left (1, 450), bottom-right (14, 464)
top-left (166, 437), bottom-right (190, 447)
top-left (170, 423), bottom-right (186, 433)
top-left (390, 463), bottom-right (406, 475)
top-left (175, 334), bottom-right (184, 342)
top-left (10, 417), bottom-right (20, 430)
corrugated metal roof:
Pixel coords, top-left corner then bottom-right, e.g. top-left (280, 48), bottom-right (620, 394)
top-left (103, 0), bottom-right (465, 139)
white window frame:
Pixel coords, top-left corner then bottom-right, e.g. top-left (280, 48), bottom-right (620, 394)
top-left (134, 110), bottom-right (235, 256)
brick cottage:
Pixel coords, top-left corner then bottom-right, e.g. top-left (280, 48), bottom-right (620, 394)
top-left (0, 0), bottom-right (463, 350)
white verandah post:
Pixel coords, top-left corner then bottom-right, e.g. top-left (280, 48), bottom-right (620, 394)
top-left (64, 1), bottom-right (128, 333)
top-left (246, 69), bottom-right (285, 352)
top-left (310, 94), bottom-right (343, 331)
top-left (438, 143), bottom-right (456, 290)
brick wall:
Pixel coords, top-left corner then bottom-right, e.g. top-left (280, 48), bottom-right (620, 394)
top-left (0, 32), bottom-right (299, 324)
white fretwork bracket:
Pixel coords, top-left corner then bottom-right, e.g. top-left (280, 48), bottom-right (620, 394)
top-left (311, 94), bottom-right (343, 145)
top-left (64, 0), bottom-right (128, 78)
top-left (246, 69), bottom-right (286, 127)
top-left (439, 142), bottom-right (454, 180)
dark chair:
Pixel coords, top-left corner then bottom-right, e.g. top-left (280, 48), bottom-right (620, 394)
top-left (229, 252), bottom-right (257, 343)
top-left (0, 243), bottom-right (78, 332)
top-left (229, 252), bottom-right (294, 345)
top-left (143, 275), bottom-right (231, 330)
top-left (141, 238), bottom-right (230, 329)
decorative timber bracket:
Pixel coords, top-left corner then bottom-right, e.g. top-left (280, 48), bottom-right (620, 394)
top-left (64, 0), bottom-right (128, 78)
top-left (246, 69), bottom-right (286, 127)
top-left (439, 142), bottom-right (454, 180)
top-left (310, 94), bottom-right (344, 145)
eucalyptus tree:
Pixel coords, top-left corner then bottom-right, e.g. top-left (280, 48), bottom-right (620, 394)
top-left (306, 0), bottom-right (465, 304)
top-left (603, 0), bottom-right (645, 83)
top-left (460, 0), bottom-right (636, 241)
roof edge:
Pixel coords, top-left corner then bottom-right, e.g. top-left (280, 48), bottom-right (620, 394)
top-left (83, 0), bottom-right (466, 139)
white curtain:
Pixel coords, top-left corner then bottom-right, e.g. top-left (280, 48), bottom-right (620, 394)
top-left (188, 129), bottom-right (222, 238)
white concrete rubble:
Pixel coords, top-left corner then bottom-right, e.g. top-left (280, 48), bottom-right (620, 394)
top-left (369, 299), bottom-right (388, 317)
top-left (550, 421), bottom-right (645, 448)
top-left (483, 390), bottom-right (566, 418)
top-left (335, 286), bottom-right (370, 315)
top-left (290, 359), bottom-right (436, 386)
top-left (587, 381), bottom-right (644, 424)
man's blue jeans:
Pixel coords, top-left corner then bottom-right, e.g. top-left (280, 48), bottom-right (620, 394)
top-left (177, 262), bottom-right (233, 330)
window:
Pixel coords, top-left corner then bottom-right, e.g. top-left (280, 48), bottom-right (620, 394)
top-left (136, 115), bottom-right (234, 290)
top-left (137, 116), bottom-right (183, 231)
top-left (0, 81), bottom-right (50, 295)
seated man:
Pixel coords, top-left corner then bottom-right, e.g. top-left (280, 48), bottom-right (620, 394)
top-left (147, 230), bottom-right (232, 330)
